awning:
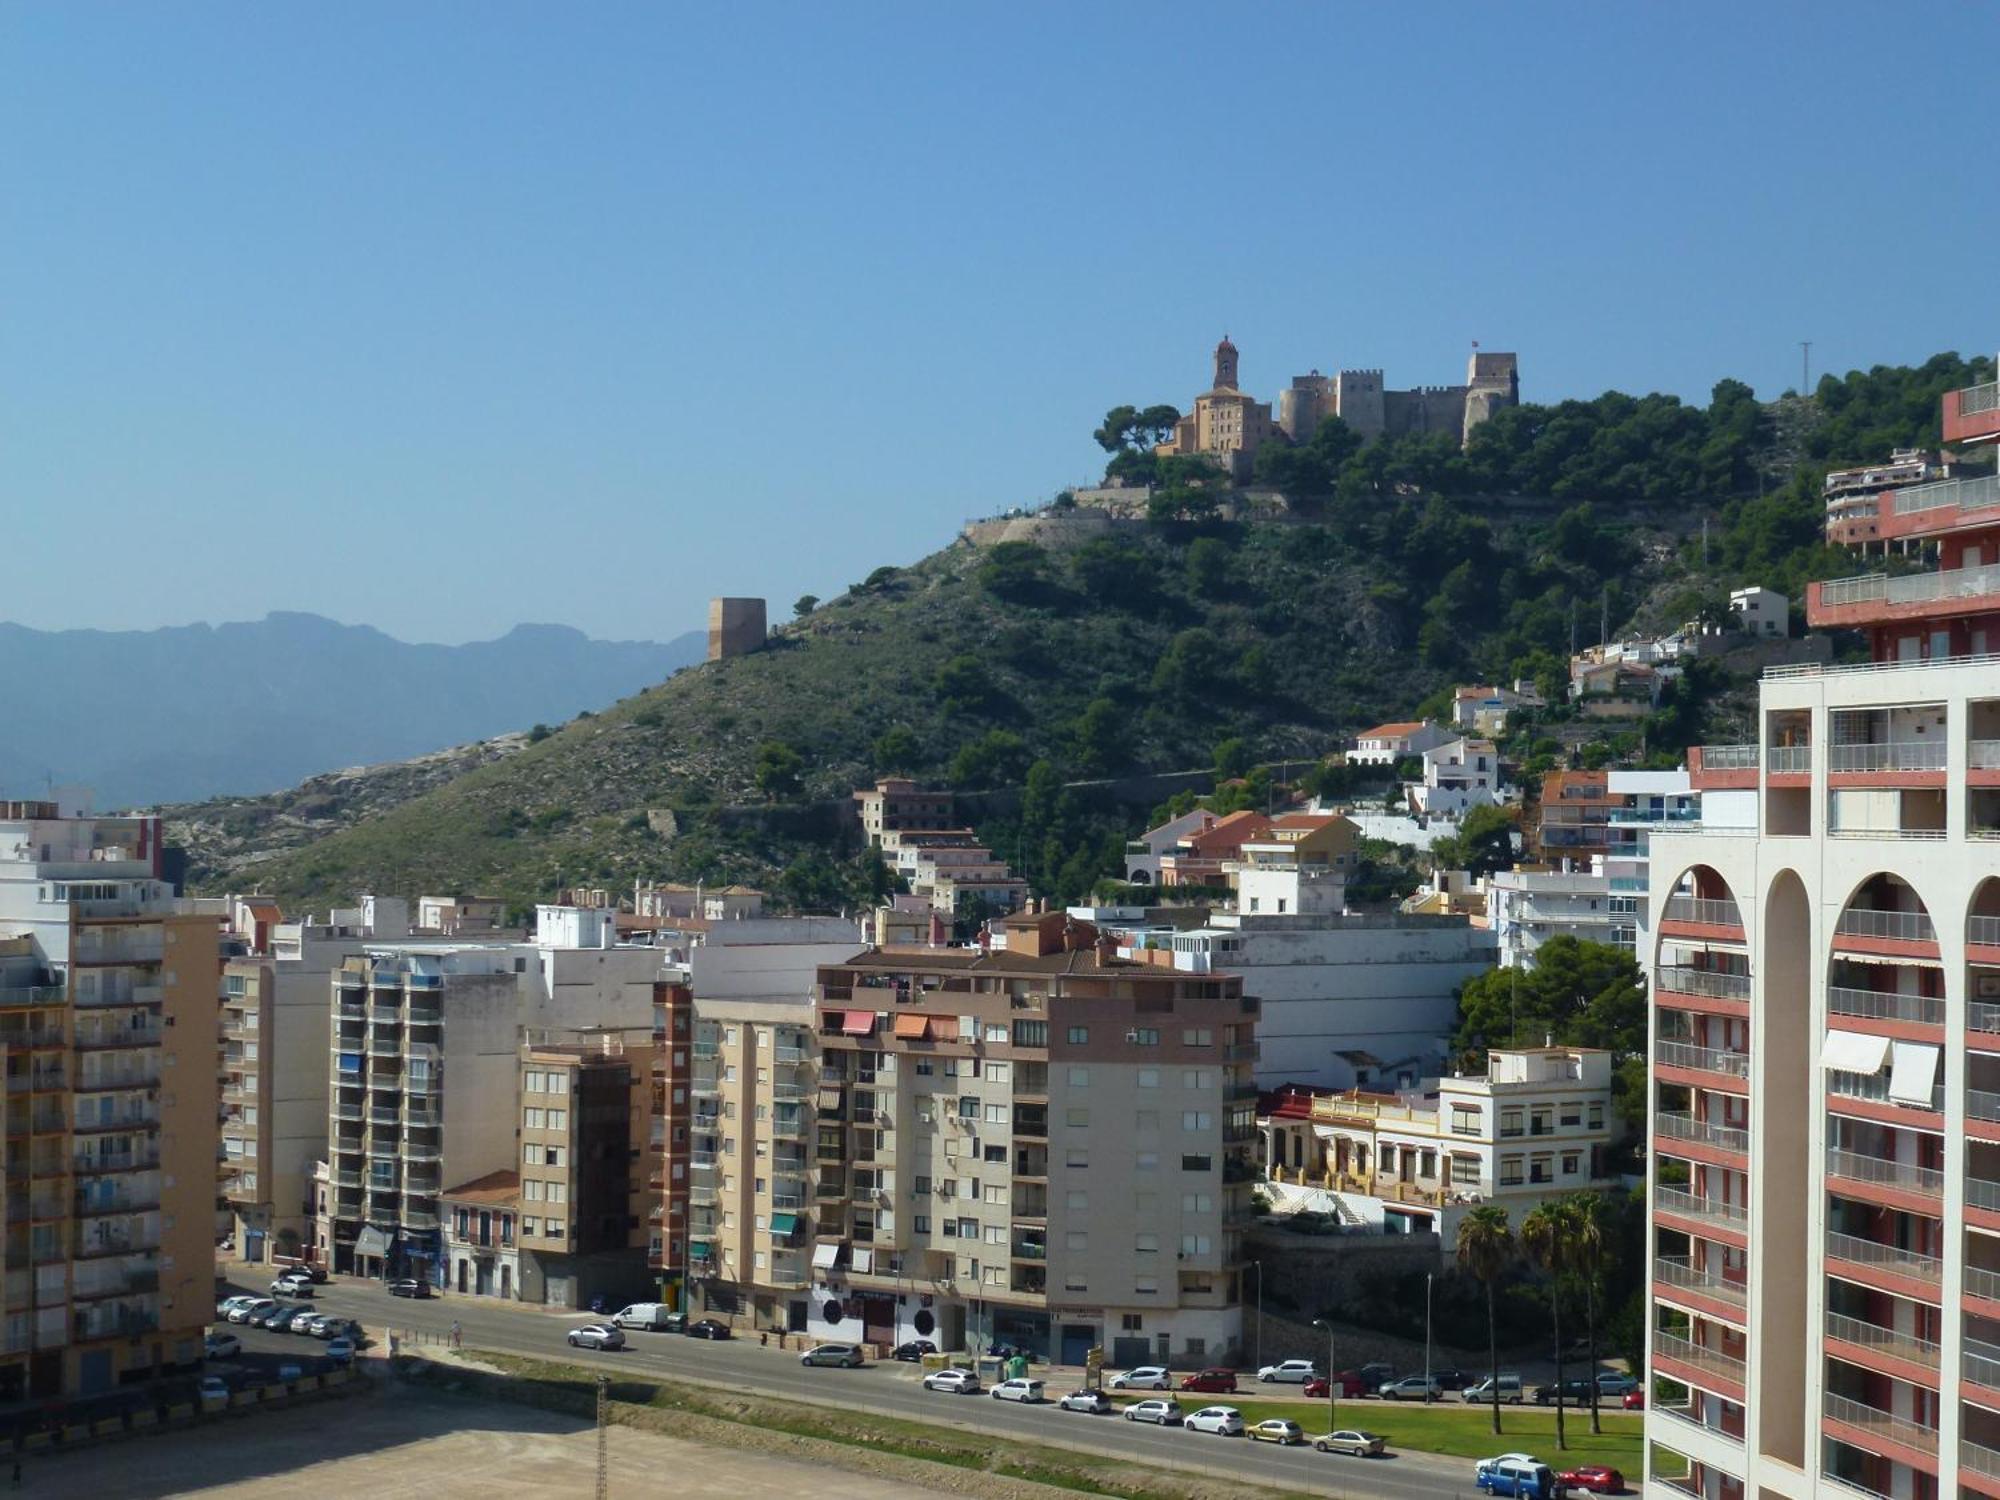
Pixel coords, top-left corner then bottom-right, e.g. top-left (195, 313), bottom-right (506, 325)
top-left (1822, 1030), bottom-right (1891, 1074)
top-left (689, 1240), bottom-right (712, 1260)
top-left (892, 1013), bottom-right (930, 1040)
top-left (841, 1010), bottom-right (876, 1036)
top-left (354, 1226), bottom-right (391, 1257)
top-left (817, 1087), bottom-right (844, 1111)
top-left (811, 1242), bottom-right (842, 1270)
top-left (770, 1212), bottom-right (800, 1236)
top-left (850, 1247), bottom-right (875, 1274)
top-left (1888, 1042), bottom-right (1941, 1106)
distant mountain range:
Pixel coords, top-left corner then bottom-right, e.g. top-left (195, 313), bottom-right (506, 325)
top-left (0, 612), bottom-right (706, 806)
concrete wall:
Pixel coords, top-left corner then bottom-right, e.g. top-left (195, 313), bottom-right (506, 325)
top-left (707, 597), bottom-right (767, 662)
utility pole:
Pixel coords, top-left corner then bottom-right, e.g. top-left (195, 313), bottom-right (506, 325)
top-left (1424, 1273), bottom-right (1434, 1403)
top-left (1800, 340), bottom-right (1812, 394)
top-left (1313, 1317), bottom-right (1337, 1432)
top-left (596, 1374), bottom-right (610, 1500)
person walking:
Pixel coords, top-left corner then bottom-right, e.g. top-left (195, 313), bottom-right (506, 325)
top-left (450, 1320), bottom-right (462, 1350)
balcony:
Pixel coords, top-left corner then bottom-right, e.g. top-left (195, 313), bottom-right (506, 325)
top-left (1653, 1255), bottom-right (1745, 1311)
top-left (1827, 986), bottom-right (1944, 1027)
top-left (1661, 895), bottom-right (1743, 931)
top-left (1826, 1146), bottom-right (1943, 1199)
top-left (1822, 1391), bottom-right (1937, 1461)
top-left (1826, 1229), bottom-right (1941, 1289)
top-left (1655, 1186), bottom-right (1747, 1235)
top-left (1688, 744), bottom-right (1759, 790)
top-left (1943, 380), bottom-right (2000, 444)
top-left (1811, 560), bottom-right (2000, 629)
top-left (1652, 1330), bottom-right (1744, 1390)
top-left (1655, 966), bottom-right (1750, 1002)
top-left (1833, 908), bottom-right (1936, 945)
top-left (1827, 1069), bottom-right (1942, 1114)
top-left (1828, 741), bottom-right (1949, 776)
top-left (1764, 744), bottom-right (1812, 776)
top-left (1655, 1112), bottom-right (1749, 1155)
top-left (1824, 1309), bottom-right (1939, 1371)
top-left (1655, 1039), bottom-right (1749, 1082)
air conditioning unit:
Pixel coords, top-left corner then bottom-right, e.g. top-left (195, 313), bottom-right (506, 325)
top-left (1126, 1030), bottom-right (1141, 1043)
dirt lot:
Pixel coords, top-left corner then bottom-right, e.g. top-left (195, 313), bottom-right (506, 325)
top-left (25, 1383), bottom-right (958, 1498)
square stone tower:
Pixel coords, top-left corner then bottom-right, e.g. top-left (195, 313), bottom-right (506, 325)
top-left (707, 597), bottom-right (767, 661)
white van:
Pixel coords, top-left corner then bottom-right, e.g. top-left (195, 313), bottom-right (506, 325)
top-left (611, 1303), bottom-right (683, 1332)
top-left (1462, 1372), bottom-right (1524, 1404)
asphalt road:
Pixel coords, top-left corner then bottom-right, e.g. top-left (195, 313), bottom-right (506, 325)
top-left (215, 1267), bottom-right (1643, 1500)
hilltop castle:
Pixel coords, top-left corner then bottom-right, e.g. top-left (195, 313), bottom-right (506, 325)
top-left (1154, 336), bottom-right (1519, 480)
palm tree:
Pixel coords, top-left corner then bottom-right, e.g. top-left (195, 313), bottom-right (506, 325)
top-left (1520, 1201), bottom-right (1574, 1451)
top-left (1455, 1205), bottom-right (1514, 1436)
top-left (1569, 1192), bottom-right (1612, 1436)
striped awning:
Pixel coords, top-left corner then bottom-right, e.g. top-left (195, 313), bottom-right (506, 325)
top-left (840, 1010), bottom-right (876, 1036)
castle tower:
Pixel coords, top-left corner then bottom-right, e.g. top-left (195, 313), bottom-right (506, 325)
top-left (1212, 335), bottom-right (1239, 391)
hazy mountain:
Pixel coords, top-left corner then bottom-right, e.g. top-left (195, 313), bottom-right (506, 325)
top-left (0, 612), bottom-right (705, 806)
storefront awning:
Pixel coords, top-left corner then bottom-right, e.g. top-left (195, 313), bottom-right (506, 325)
top-left (1888, 1042), bottom-right (1940, 1106)
top-left (1822, 1030), bottom-right (1891, 1074)
top-left (811, 1242), bottom-right (843, 1270)
top-left (354, 1226), bottom-right (391, 1257)
top-left (841, 1010), bottom-right (876, 1036)
top-left (770, 1213), bottom-right (799, 1236)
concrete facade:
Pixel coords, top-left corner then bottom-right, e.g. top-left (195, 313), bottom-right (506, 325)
top-left (707, 597), bottom-right (767, 662)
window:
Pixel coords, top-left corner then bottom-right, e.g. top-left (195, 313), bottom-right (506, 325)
top-left (962, 1180), bottom-right (980, 1200)
top-left (1065, 1230), bottom-right (1087, 1250)
top-left (1134, 1231), bottom-right (1159, 1251)
top-left (1529, 1155), bottom-right (1553, 1184)
top-left (1129, 1028), bottom-right (1158, 1047)
top-left (543, 1146), bottom-right (565, 1167)
top-left (983, 1025), bottom-right (1007, 1044)
top-left (1450, 1105), bottom-right (1481, 1137)
top-left (1182, 1069), bottom-right (1213, 1090)
top-left (958, 1097), bottom-right (979, 1120)
top-left (1121, 1314), bottom-right (1142, 1332)
top-left (984, 1225), bottom-right (1007, 1245)
top-left (1067, 1066), bottom-right (1090, 1087)
top-left (1066, 1027), bottom-right (1089, 1045)
top-left (914, 1175), bottom-right (932, 1196)
top-left (1498, 1156), bottom-right (1523, 1186)
top-left (1064, 1274), bottom-right (1087, 1292)
top-left (524, 1108), bottom-right (544, 1130)
top-left (1013, 1020), bottom-right (1047, 1047)
top-left (1135, 1151), bottom-right (1159, 1172)
top-left (523, 1070), bottom-right (543, 1094)
top-left (521, 1215), bottom-right (538, 1235)
top-left (724, 1027), bottom-right (738, 1044)
top-left (722, 1136), bottom-right (736, 1156)
top-left (1559, 1103), bottom-right (1581, 1128)
top-left (1133, 1190), bottom-right (1157, 1215)
top-left (1180, 1154), bottom-right (1212, 1172)
top-left (1451, 1155), bottom-right (1483, 1186)
top-left (1499, 1108), bottom-right (1523, 1138)
top-left (1181, 1192), bottom-right (1212, 1214)
top-left (984, 1266), bottom-right (1006, 1287)
top-left (937, 1178), bottom-right (955, 1199)
top-left (1530, 1108), bottom-right (1552, 1136)
top-left (912, 1214), bottom-right (931, 1234)
top-left (957, 1217), bottom-right (978, 1238)
top-left (983, 1144), bottom-right (1005, 1163)
top-left (1587, 1102), bottom-right (1605, 1130)
top-left (915, 1059), bottom-right (933, 1076)
top-left (985, 1103), bottom-right (1008, 1125)
top-left (1066, 1107), bottom-right (1089, 1127)
top-left (1134, 1276), bottom-right (1159, 1294)
top-left (984, 1062), bottom-right (1009, 1084)
top-left (1180, 1111), bottom-right (1212, 1131)
top-left (942, 1219), bottom-right (959, 1238)
top-left (1136, 1068), bottom-right (1160, 1089)
top-left (983, 1184), bottom-right (1007, 1206)
top-left (1179, 1233), bottom-right (1211, 1255)
top-left (1181, 1028), bottom-right (1213, 1046)
top-left (545, 1072), bottom-right (567, 1096)
top-left (1066, 1148), bottom-right (1089, 1169)
top-left (524, 1179), bottom-right (546, 1202)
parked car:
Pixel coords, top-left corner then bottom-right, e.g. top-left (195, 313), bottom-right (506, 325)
top-left (325, 1338), bottom-right (355, 1366)
top-left (1178, 1367), bottom-right (1237, 1393)
top-left (1432, 1366), bottom-right (1471, 1391)
top-left (311, 1317), bottom-right (360, 1341)
top-left (270, 1276), bottom-right (316, 1298)
top-left (1477, 1458), bottom-right (1564, 1498)
top-left (271, 1259), bottom-right (328, 1283)
top-left (203, 1332), bottom-right (241, 1360)
top-left (1558, 1465), bottom-right (1626, 1494)
top-left (1477, 1453), bottom-right (1543, 1481)
top-left (216, 1295), bottom-right (256, 1319)
top-left (1256, 1359), bottom-right (1320, 1384)
top-left (1532, 1377), bottom-right (1598, 1407)
top-left (566, 1324), bottom-right (624, 1351)
top-left (197, 1375), bottom-right (230, 1409)
top-left (1593, 1371), bottom-right (1639, 1398)
top-left (1378, 1374), bottom-right (1443, 1402)
top-left (1344, 1362), bottom-right (1395, 1389)
top-left (1247, 1418), bottom-right (1303, 1446)
top-left (1109, 1365), bottom-right (1171, 1391)
top-left (610, 1303), bottom-right (681, 1332)
top-left (1122, 1398), bottom-right (1183, 1425)
top-left (253, 1303), bottom-right (305, 1330)
top-left (800, 1343), bottom-right (865, 1368)
top-left (892, 1339), bottom-right (938, 1362)
top-left (227, 1299), bottom-right (276, 1325)
top-left (1314, 1429), bottom-right (1387, 1457)
top-left (1183, 1405), bottom-right (1244, 1436)
top-left (1463, 1373), bottom-right (1525, 1405)
top-left (287, 1309), bottom-right (321, 1334)
top-left (685, 1319), bottom-right (731, 1341)
top-left (1621, 1388), bottom-right (1645, 1411)
top-left (1302, 1372), bottom-right (1366, 1399)
top-left (991, 1378), bottom-right (1045, 1403)
top-left (923, 1368), bottom-right (980, 1394)
top-left (1058, 1389), bottom-right (1113, 1414)
top-left (387, 1278), bottom-right (431, 1298)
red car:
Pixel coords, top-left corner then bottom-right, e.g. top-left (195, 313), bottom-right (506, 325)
top-left (1178, 1367), bottom-right (1237, 1393)
top-left (1558, 1466), bottom-right (1626, 1494)
top-left (1302, 1373), bottom-right (1365, 1399)
top-left (1621, 1388), bottom-right (1644, 1410)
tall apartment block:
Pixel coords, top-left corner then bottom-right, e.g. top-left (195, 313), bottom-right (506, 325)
top-left (0, 803), bottom-right (219, 1398)
top-left (1645, 367), bottom-right (2000, 1500)
top-left (802, 910), bottom-right (1257, 1364)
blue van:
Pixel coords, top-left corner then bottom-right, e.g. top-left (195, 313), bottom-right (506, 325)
top-left (1476, 1459), bottom-right (1564, 1498)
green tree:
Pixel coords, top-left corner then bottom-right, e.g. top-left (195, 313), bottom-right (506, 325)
top-left (793, 594), bottom-right (819, 619)
top-left (977, 542), bottom-right (1053, 604)
top-left (934, 653), bottom-right (998, 715)
top-left (950, 729), bottom-right (1029, 788)
top-left (1093, 404), bottom-right (1140, 453)
top-left (752, 740), bottom-right (805, 800)
top-left (1520, 1202), bottom-right (1576, 1451)
top-left (1568, 1191), bottom-right (1613, 1436)
top-left (871, 725), bottom-right (922, 774)
top-left (1429, 804), bottom-right (1518, 878)
top-left (1456, 1205), bottom-right (1515, 1436)
top-left (1067, 698), bottom-right (1127, 777)
top-left (1452, 937), bottom-right (1645, 1079)
top-left (1186, 536), bottom-right (1233, 594)
top-left (1152, 627), bottom-right (1221, 695)
top-left (1070, 539), bottom-right (1159, 611)
top-left (1212, 737), bottom-right (1254, 781)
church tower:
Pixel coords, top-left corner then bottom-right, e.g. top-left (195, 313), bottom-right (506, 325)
top-left (1212, 335), bottom-right (1239, 391)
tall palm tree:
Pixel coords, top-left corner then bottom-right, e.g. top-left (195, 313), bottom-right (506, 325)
top-left (1455, 1205), bottom-right (1514, 1436)
top-left (1520, 1200), bottom-right (1574, 1451)
top-left (1569, 1192), bottom-right (1612, 1436)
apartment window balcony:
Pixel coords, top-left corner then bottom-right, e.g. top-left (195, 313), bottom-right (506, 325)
top-left (1813, 559), bottom-right (2000, 623)
top-left (1834, 908), bottom-right (1936, 944)
top-left (688, 1184), bottom-right (718, 1208)
top-left (1655, 1186), bottom-right (1748, 1232)
top-left (1653, 1330), bottom-right (1744, 1387)
top-left (1824, 1309), bottom-right (1939, 1370)
top-left (1655, 966), bottom-right (1751, 1001)
top-left (1828, 741), bottom-right (1948, 774)
top-left (1823, 1391), bottom-right (1938, 1458)
top-left (1828, 986), bottom-right (1944, 1027)
top-left (1654, 1255), bottom-right (1745, 1310)
top-left (73, 1300), bottom-right (158, 1342)
top-left (1655, 1112), bottom-right (1749, 1155)
top-left (1662, 896), bottom-right (1744, 929)
top-left (1966, 1436), bottom-right (2000, 1484)
top-left (1825, 1229), bottom-right (1941, 1287)
top-left (770, 1110), bottom-right (809, 1139)
top-left (1828, 1070), bottom-right (1943, 1113)
top-left (1827, 1146), bottom-right (1943, 1198)
top-left (1655, 1040), bottom-right (1749, 1080)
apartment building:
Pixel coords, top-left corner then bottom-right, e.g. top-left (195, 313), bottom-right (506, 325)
top-left (1259, 1045), bottom-right (1618, 1240)
top-left (1643, 367), bottom-right (2000, 1500)
top-left (0, 802), bottom-right (219, 1399)
top-left (647, 979), bottom-right (692, 1303)
top-left (1405, 737), bottom-right (1501, 819)
top-left (1534, 768), bottom-right (1698, 864)
top-left (440, 1170), bottom-right (520, 1298)
top-left (414, 896), bottom-right (506, 936)
top-left (854, 779), bottom-right (955, 842)
top-left (802, 910), bottom-right (1258, 1367)
top-left (1821, 449), bottom-right (1945, 550)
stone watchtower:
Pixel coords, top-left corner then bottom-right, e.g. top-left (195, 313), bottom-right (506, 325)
top-left (707, 597), bottom-right (767, 662)
top-left (1212, 334), bottom-right (1240, 391)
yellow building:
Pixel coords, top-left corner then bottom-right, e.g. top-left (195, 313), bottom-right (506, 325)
top-left (1155, 336), bottom-right (1282, 481)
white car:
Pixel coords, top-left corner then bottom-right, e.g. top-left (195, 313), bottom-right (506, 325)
top-left (1058, 1389), bottom-right (1114, 1414)
top-left (203, 1332), bottom-right (241, 1360)
top-left (1109, 1365), bottom-right (1171, 1391)
top-left (1257, 1359), bottom-right (1319, 1384)
top-left (197, 1375), bottom-right (230, 1408)
top-left (991, 1378), bottom-right (1045, 1403)
top-left (1184, 1405), bottom-right (1245, 1436)
top-left (1477, 1452), bottom-right (1541, 1480)
top-left (270, 1276), bottom-right (316, 1298)
top-left (325, 1338), bottom-right (355, 1365)
top-left (228, 1299), bottom-right (277, 1325)
top-left (1123, 1399), bottom-right (1183, 1424)
top-left (923, 1368), bottom-right (980, 1394)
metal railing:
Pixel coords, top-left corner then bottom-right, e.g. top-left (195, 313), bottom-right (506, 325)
top-left (1971, 1090), bottom-right (2000, 1123)
top-left (1767, 745), bottom-right (1812, 774)
top-left (1827, 1070), bottom-right (1942, 1111)
top-left (1819, 559), bottom-right (2000, 610)
top-left (1834, 908), bottom-right (1935, 943)
top-left (1824, 1229), bottom-right (1940, 1282)
top-left (1828, 741), bottom-right (1948, 773)
top-left (1823, 1310), bottom-right (1938, 1367)
top-left (1695, 744), bottom-right (1759, 770)
top-left (1892, 471), bottom-right (2000, 516)
top-left (1653, 1331), bottom-right (1744, 1384)
top-left (1656, 1112), bottom-right (1749, 1154)
top-left (1654, 1255), bottom-right (1745, 1306)
top-left (1827, 986), bottom-right (1944, 1025)
top-left (1973, 915), bottom-right (2000, 948)
top-left (1826, 1147), bottom-right (1942, 1196)
top-left (1662, 896), bottom-right (1743, 927)
top-left (1966, 1336), bottom-right (2000, 1390)
top-left (1957, 380), bottom-right (2000, 419)
top-left (1655, 1040), bottom-right (1749, 1078)
top-left (1970, 1177), bottom-right (2000, 1212)
top-left (1822, 1391), bottom-right (1937, 1452)
top-left (1964, 1437), bottom-right (2000, 1482)
top-left (1655, 1186), bottom-right (1748, 1227)
top-left (1656, 965), bottom-right (1751, 1000)
top-left (1966, 1264), bottom-right (2000, 1302)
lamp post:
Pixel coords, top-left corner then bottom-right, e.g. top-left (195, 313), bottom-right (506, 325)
top-left (1251, 1261), bottom-right (1262, 1372)
top-left (1312, 1317), bottom-right (1336, 1433)
top-left (1424, 1272), bottom-right (1434, 1403)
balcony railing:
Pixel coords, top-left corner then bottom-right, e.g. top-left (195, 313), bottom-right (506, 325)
top-left (1653, 1331), bottom-right (1744, 1385)
top-left (1654, 1255), bottom-right (1746, 1307)
top-left (1767, 745), bottom-right (1812, 774)
top-left (1825, 1229), bottom-right (1940, 1283)
top-left (1827, 1070), bottom-right (1942, 1112)
top-left (1655, 1186), bottom-right (1747, 1228)
top-left (1964, 1436), bottom-right (2000, 1482)
top-left (1894, 470), bottom-right (2000, 515)
top-left (1823, 1391), bottom-right (1937, 1453)
top-left (1655, 966), bottom-right (1751, 1000)
top-left (1971, 1177), bottom-right (2000, 1213)
top-left (1694, 744), bottom-right (1759, 771)
top-left (1824, 1309), bottom-right (1938, 1367)
top-left (1969, 1336), bottom-right (2000, 1390)
top-left (1655, 1040), bottom-right (1749, 1078)
top-left (1826, 1147), bottom-right (1942, 1196)
top-left (1662, 896), bottom-right (1743, 928)
top-left (1827, 986), bottom-right (1944, 1026)
top-left (1967, 1264), bottom-right (2000, 1302)
top-left (1655, 1112), bottom-right (1749, 1154)
top-left (1833, 908), bottom-right (1935, 943)
top-left (1828, 741), bottom-right (1948, 773)
top-left (1821, 559), bottom-right (2000, 611)
top-left (1973, 915), bottom-right (2000, 948)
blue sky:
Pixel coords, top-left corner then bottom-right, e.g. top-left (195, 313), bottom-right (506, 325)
top-left (4, 2), bottom-right (1996, 643)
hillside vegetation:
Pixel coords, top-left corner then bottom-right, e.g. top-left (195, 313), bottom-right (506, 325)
top-left (235, 352), bottom-right (1990, 914)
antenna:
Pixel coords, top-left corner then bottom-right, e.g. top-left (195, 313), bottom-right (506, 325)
top-left (1600, 587), bottom-right (1609, 647)
top-left (1799, 340), bottom-right (1813, 394)
top-left (1568, 599), bottom-right (1577, 658)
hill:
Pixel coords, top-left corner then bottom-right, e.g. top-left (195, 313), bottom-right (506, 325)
top-left (230, 351), bottom-right (1996, 916)
top-left (0, 612), bottom-right (703, 806)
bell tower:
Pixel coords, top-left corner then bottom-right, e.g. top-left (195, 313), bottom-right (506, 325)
top-left (1212, 335), bottom-right (1239, 391)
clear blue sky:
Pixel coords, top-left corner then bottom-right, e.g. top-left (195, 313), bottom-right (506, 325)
top-left (5, 2), bottom-right (1996, 644)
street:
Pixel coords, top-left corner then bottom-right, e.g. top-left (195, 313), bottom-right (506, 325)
top-left (216, 1265), bottom-right (1644, 1499)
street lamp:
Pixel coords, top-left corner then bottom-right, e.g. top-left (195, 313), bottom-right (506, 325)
top-left (1250, 1261), bottom-right (1261, 1372)
top-left (1311, 1317), bottom-right (1336, 1433)
top-left (1424, 1273), bottom-right (1433, 1403)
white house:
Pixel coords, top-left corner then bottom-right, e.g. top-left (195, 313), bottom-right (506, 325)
top-left (1349, 720), bottom-right (1453, 766)
top-left (1728, 586), bottom-right (1788, 638)
top-left (1404, 737), bottom-right (1501, 818)
top-left (1123, 807), bottom-right (1218, 884)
